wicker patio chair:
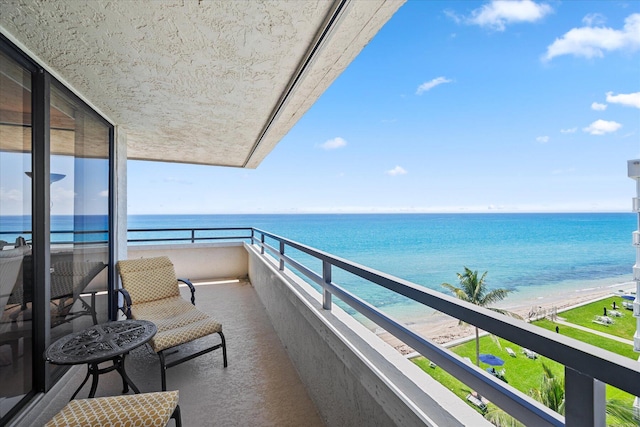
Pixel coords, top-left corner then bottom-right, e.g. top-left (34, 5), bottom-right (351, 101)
top-left (116, 256), bottom-right (227, 390)
top-left (45, 390), bottom-right (182, 427)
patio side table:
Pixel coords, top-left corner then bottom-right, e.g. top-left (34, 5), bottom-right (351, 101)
top-left (45, 319), bottom-right (156, 400)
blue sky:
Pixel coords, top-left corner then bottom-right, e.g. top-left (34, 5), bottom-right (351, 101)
top-left (129, 1), bottom-right (638, 214)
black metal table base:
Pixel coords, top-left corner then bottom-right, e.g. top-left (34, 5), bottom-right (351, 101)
top-left (70, 353), bottom-right (140, 400)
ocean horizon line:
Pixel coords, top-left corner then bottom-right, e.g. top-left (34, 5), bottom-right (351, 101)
top-left (127, 210), bottom-right (631, 216)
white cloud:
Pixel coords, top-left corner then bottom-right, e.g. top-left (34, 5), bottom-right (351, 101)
top-left (386, 166), bottom-right (407, 176)
top-left (582, 13), bottom-right (606, 27)
top-left (416, 77), bottom-right (452, 95)
top-left (99, 190), bottom-right (109, 197)
top-left (560, 127), bottom-right (577, 134)
top-left (591, 102), bottom-right (607, 111)
top-left (606, 91), bottom-right (640, 108)
top-left (444, 9), bottom-right (463, 25)
top-left (583, 119), bottom-right (622, 135)
top-left (0, 187), bottom-right (22, 202)
top-left (467, 0), bottom-right (553, 31)
top-left (319, 137), bottom-right (347, 150)
top-left (536, 136), bottom-right (550, 143)
top-left (543, 13), bottom-right (640, 61)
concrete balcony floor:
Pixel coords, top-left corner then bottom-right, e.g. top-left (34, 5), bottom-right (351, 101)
top-left (30, 280), bottom-right (324, 426)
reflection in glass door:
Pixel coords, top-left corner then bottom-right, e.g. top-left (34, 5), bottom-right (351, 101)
top-left (0, 49), bottom-right (34, 419)
top-left (48, 84), bottom-right (110, 357)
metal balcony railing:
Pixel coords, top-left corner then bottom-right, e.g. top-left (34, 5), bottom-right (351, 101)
top-left (4, 226), bottom-right (638, 425)
top-left (250, 228), bottom-right (640, 427)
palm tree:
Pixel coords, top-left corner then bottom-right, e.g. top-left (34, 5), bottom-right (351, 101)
top-left (441, 267), bottom-right (518, 366)
top-left (529, 363), bottom-right (638, 425)
top-left (528, 364), bottom-right (564, 414)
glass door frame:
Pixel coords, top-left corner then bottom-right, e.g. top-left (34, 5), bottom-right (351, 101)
top-left (0, 33), bottom-right (115, 423)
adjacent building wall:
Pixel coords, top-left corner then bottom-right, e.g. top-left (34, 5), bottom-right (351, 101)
top-left (246, 243), bottom-right (489, 427)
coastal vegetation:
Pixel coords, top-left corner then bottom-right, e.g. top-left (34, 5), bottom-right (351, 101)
top-left (441, 267), bottom-right (521, 366)
top-left (413, 296), bottom-right (638, 425)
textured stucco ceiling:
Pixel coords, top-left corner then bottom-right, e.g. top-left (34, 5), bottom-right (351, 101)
top-left (0, 0), bottom-right (404, 168)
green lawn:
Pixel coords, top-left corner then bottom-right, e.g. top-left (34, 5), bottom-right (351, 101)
top-left (558, 296), bottom-right (636, 340)
top-left (413, 334), bottom-right (563, 415)
top-left (412, 298), bottom-right (638, 421)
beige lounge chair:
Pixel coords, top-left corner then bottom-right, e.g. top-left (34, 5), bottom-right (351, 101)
top-left (117, 256), bottom-right (227, 390)
top-left (45, 390), bottom-right (181, 426)
top-left (6, 255), bottom-right (106, 327)
top-left (506, 347), bottom-right (516, 357)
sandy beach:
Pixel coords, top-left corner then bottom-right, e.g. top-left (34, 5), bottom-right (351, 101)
top-left (377, 286), bottom-right (624, 355)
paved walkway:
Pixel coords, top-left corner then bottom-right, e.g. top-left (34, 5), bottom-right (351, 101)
top-left (555, 319), bottom-right (634, 345)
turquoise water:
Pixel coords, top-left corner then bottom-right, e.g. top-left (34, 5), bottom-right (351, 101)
top-left (129, 213), bottom-right (636, 322)
top-left (2, 213), bottom-right (635, 323)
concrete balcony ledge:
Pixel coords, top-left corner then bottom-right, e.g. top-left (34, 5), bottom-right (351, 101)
top-left (246, 243), bottom-right (489, 426)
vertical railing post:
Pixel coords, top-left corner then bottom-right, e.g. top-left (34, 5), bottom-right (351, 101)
top-left (260, 233), bottom-right (265, 254)
top-left (191, 229), bottom-right (195, 243)
top-left (322, 260), bottom-right (332, 310)
top-left (564, 367), bottom-right (606, 427)
top-left (279, 241), bottom-right (285, 271)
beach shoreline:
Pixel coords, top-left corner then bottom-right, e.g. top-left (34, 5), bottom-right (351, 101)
top-left (376, 285), bottom-right (632, 355)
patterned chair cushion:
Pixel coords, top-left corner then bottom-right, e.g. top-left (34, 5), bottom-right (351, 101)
top-left (117, 257), bottom-right (180, 304)
top-left (132, 296), bottom-right (222, 353)
top-left (45, 390), bottom-right (179, 427)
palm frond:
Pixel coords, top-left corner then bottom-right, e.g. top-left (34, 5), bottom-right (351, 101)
top-left (488, 307), bottom-right (524, 320)
top-left (606, 399), bottom-right (639, 425)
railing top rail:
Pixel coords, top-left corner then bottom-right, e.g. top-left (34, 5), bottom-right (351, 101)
top-left (128, 227), bottom-right (253, 232)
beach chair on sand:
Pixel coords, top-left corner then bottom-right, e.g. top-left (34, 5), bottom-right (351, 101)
top-left (506, 347), bottom-right (516, 357)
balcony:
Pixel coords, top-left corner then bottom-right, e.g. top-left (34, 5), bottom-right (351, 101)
top-left (10, 228), bottom-right (640, 426)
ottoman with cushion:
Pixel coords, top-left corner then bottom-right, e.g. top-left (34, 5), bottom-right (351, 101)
top-left (45, 390), bottom-right (181, 427)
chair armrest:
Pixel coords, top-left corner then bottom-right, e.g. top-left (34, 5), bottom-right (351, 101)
top-left (178, 278), bottom-right (196, 305)
top-left (118, 288), bottom-right (133, 319)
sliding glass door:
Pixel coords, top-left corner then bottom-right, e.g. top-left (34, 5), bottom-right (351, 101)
top-left (0, 36), bottom-right (113, 423)
top-left (47, 83), bottom-right (111, 376)
top-left (0, 47), bottom-right (34, 421)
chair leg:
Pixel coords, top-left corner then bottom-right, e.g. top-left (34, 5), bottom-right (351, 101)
top-left (219, 331), bottom-right (228, 368)
top-left (158, 351), bottom-right (168, 391)
top-left (171, 405), bottom-right (182, 427)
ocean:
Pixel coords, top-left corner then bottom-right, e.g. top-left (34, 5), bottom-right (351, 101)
top-left (1, 212), bottom-right (635, 324)
top-left (130, 213), bottom-right (637, 323)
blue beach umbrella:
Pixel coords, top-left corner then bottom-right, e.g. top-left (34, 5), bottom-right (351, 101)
top-left (621, 295), bottom-right (635, 301)
top-left (479, 354), bottom-right (504, 366)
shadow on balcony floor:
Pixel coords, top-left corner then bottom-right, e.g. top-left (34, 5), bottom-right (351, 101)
top-left (32, 280), bottom-right (324, 426)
